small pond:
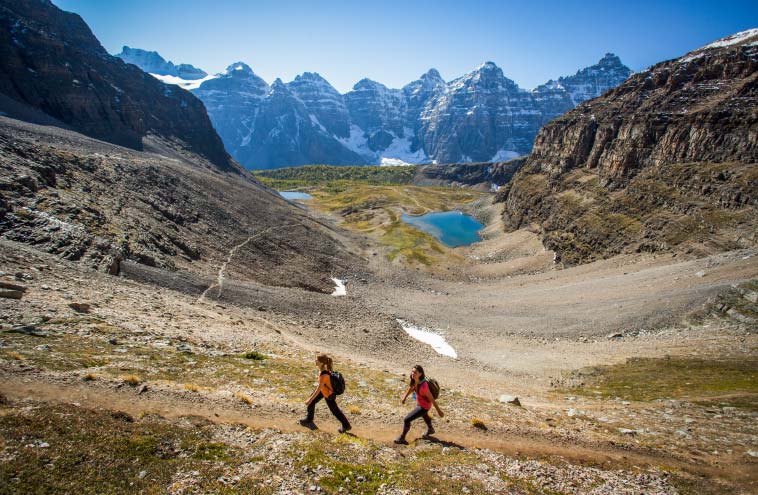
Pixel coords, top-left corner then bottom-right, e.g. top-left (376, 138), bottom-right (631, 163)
top-left (401, 211), bottom-right (484, 247)
top-left (279, 191), bottom-right (313, 201)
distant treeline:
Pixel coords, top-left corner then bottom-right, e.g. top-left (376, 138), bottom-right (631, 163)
top-left (253, 165), bottom-right (416, 189)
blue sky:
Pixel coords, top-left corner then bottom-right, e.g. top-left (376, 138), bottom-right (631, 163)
top-left (54, 0), bottom-right (758, 93)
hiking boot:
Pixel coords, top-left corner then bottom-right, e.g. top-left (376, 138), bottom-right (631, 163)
top-left (338, 424), bottom-right (352, 434)
top-left (393, 437), bottom-right (408, 445)
top-left (299, 419), bottom-right (316, 429)
top-left (423, 426), bottom-right (435, 438)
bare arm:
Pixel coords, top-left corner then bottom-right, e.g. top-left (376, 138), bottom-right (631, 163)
top-left (306, 383), bottom-right (320, 405)
top-left (401, 385), bottom-right (414, 404)
top-left (423, 388), bottom-right (444, 417)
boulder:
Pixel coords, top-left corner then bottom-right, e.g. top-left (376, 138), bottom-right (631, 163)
top-left (499, 395), bottom-right (521, 406)
top-left (68, 303), bottom-right (91, 313)
top-left (0, 289), bottom-right (24, 299)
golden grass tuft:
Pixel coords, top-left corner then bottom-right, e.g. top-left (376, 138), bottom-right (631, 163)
top-left (121, 374), bottom-right (141, 386)
top-left (235, 392), bottom-right (253, 405)
top-left (470, 417), bottom-right (487, 430)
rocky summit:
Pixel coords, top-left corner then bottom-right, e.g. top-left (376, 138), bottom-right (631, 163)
top-left (116, 46), bottom-right (207, 80)
top-left (497, 29), bottom-right (758, 265)
top-left (125, 48), bottom-right (631, 169)
top-left (0, 0), bottom-right (358, 292)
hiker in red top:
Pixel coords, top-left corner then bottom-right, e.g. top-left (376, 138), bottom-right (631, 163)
top-left (394, 364), bottom-right (443, 444)
top-left (299, 354), bottom-right (351, 433)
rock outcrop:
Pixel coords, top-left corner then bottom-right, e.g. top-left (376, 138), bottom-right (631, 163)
top-left (0, 0), bottom-right (232, 171)
top-left (498, 29), bottom-right (758, 264)
top-left (413, 158), bottom-right (527, 191)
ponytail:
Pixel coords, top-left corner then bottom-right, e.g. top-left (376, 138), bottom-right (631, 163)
top-left (316, 353), bottom-right (333, 371)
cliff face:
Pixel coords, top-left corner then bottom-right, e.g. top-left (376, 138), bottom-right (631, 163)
top-left (0, 0), bottom-right (234, 172)
top-left (413, 158), bottom-right (526, 191)
top-left (499, 29), bottom-right (758, 264)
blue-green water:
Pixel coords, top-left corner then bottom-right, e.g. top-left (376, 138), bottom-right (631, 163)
top-left (401, 211), bottom-right (484, 247)
top-left (279, 191), bottom-right (313, 201)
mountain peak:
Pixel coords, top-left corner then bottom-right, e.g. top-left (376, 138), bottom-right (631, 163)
top-left (225, 62), bottom-right (254, 75)
top-left (421, 68), bottom-right (443, 82)
top-left (270, 78), bottom-right (288, 91)
top-left (476, 61), bottom-right (500, 71)
top-left (296, 71), bottom-right (327, 82)
top-left (352, 78), bottom-right (387, 91)
top-left (116, 46), bottom-right (207, 79)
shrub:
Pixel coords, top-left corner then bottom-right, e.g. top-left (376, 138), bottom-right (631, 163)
top-left (470, 418), bottom-right (487, 430)
top-left (242, 351), bottom-right (267, 361)
top-left (121, 375), bottom-right (141, 386)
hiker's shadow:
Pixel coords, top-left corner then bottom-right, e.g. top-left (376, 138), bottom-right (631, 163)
top-left (419, 436), bottom-right (465, 449)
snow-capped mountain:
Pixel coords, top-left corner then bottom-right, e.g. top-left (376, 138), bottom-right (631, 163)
top-left (116, 46), bottom-right (216, 90)
top-left (120, 48), bottom-right (632, 168)
top-left (195, 65), bottom-right (364, 168)
top-left (116, 46), bottom-right (207, 79)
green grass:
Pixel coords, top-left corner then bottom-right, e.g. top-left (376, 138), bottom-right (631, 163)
top-left (566, 357), bottom-right (758, 410)
top-left (0, 404), bottom-right (271, 495)
top-left (295, 439), bottom-right (491, 495)
top-left (0, 319), bottom-right (407, 405)
top-left (255, 167), bottom-right (488, 266)
top-left (308, 184), bottom-right (483, 265)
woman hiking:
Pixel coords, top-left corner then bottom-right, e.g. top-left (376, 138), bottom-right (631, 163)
top-left (299, 354), bottom-right (351, 433)
top-left (394, 365), bottom-right (443, 444)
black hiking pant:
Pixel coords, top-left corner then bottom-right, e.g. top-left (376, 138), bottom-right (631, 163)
top-left (306, 392), bottom-right (350, 428)
top-left (400, 406), bottom-right (432, 438)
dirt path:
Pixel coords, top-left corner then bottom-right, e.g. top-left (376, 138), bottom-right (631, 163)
top-left (3, 375), bottom-right (753, 485)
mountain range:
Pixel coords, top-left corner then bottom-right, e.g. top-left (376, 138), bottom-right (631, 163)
top-left (117, 48), bottom-right (632, 169)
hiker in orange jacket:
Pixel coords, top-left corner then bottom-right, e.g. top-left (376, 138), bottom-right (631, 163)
top-left (299, 354), bottom-right (351, 433)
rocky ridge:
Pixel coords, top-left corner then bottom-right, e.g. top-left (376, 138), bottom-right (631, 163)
top-left (497, 29), bottom-right (758, 264)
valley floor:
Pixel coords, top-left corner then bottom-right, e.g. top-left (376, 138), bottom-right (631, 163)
top-left (1, 192), bottom-right (756, 494)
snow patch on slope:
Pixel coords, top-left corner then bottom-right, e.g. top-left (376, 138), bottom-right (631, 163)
top-left (702, 28), bottom-right (758, 50)
top-left (378, 128), bottom-right (429, 165)
top-left (151, 73), bottom-right (217, 90)
top-left (338, 125), bottom-right (372, 157)
top-left (331, 278), bottom-right (346, 296)
top-left (397, 319), bottom-right (457, 359)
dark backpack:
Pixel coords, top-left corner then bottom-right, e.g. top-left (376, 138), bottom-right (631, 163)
top-left (423, 378), bottom-right (440, 399)
top-left (330, 371), bottom-right (345, 396)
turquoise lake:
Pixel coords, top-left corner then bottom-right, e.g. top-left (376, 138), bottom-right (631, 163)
top-left (279, 191), bottom-right (313, 201)
top-left (401, 211), bottom-right (484, 247)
